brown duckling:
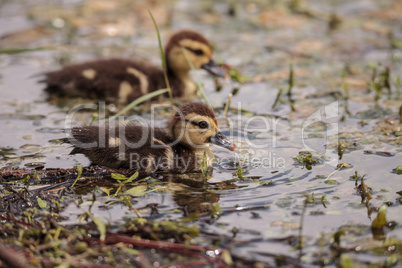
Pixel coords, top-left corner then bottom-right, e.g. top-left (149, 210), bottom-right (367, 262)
top-left (66, 102), bottom-right (236, 173)
top-left (43, 30), bottom-right (225, 104)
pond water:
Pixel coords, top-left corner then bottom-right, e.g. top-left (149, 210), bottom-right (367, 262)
top-left (0, 0), bottom-right (401, 267)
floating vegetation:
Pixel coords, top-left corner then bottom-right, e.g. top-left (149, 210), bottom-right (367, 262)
top-left (340, 70), bottom-right (351, 121)
top-left (397, 191), bottom-right (402, 204)
top-left (223, 64), bottom-right (251, 84)
top-left (272, 63), bottom-right (296, 111)
top-left (393, 166), bottom-right (402, 175)
top-left (364, 150), bottom-right (395, 157)
top-left (259, 180), bottom-right (274, 187)
top-left (355, 174), bottom-right (372, 204)
top-left (235, 167), bottom-right (245, 181)
top-left (350, 171), bottom-right (365, 187)
top-left (111, 171), bottom-right (139, 196)
top-left (369, 64), bottom-right (392, 102)
top-left (337, 141), bottom-right (344, 160)
top-left (287, 62), bottom-right (295, 112)
top-left (293, 151), bottom-right (322, 170)
top-left (371, 205), bottom-right (387, 230)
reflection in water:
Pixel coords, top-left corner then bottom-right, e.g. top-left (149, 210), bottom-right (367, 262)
top-left (174, 189), bottom-right (220, 216)
top-left (160, 172), bottom-right (234, 216)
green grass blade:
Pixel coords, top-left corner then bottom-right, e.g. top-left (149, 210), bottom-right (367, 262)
top-left (105, 88), bottom-right (168, 121)
top-left (148, 10), bottom-right (166, 70)
top-left (148, 10), bottom-right (174, 104)
top-left (72, 164), bottom-right (83, 187)
top-left (0, 47), bottom-right (52, 55)
top-left (181, 47), bottom-right (212, 108)
top-left (224, 93), bottom-right (233, 118)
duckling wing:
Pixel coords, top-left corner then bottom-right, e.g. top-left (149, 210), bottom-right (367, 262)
top-left (66, 125), bottom-right (175, 172)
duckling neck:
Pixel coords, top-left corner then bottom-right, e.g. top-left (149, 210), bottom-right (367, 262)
top-left (167, 68), bottom-right (197, 99)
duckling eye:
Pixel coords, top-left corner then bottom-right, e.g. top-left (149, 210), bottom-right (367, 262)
top-left (193, 49), bottom-right (204, 56)
top-left (198, 121), bottom-right (209, 129)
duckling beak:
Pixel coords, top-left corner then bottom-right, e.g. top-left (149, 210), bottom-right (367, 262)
top-left (210, 131), bottom-right (237, 151)
top-left (201, 60), bottom-right (226, 78)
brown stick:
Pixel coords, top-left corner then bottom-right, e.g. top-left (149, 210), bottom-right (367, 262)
top-left (83, 234), bottom-right (230, 268)
top-left (134, 251), bottom-right (154, 268)
top-left (0, 242), bottom-right (35, 268)
top-left (0, 215), bottom-right (43, 230)
top-left (85, 234), bottom-right (214, 252)
top-left (0, 166), bottom-right (136, 181)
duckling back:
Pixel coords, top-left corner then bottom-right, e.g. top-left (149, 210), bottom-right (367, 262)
top-left (67, 124), bottom-right (198, 173)
top-left (44, 59), bottom-right (166, 104)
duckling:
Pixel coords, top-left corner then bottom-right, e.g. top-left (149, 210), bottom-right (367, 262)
top-left (65, 102), bottom-right (236, 173)
top-left (43, 30), bottom-right (225, 104)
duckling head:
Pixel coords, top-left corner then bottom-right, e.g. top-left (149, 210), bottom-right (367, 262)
top-left (169, 102), bottom-right (236, 151)
top-left (165, 30), bottom-right (225, 78)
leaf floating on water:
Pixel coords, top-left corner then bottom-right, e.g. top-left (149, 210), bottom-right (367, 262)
top-left (125, 185), bottom-right (147, 196)
top-left (37, 197), bottom-right (48, 209)
top-left (99, 187), bottom-right (112, 196)
top-left (210, 203), bottom-right (222, 218)
top-left (126, 171), bottom-right (139, 182)
top-left (126, 185), bottom-right (166, 197)
top-left (111, 173), bottom-right (129, 182)
top-left (259, 180), bottom-right (274, 187)
top-left (221, 249), bottom-right (234, 266)
top-left (237, 168), bottom-right (245, 180)
top-left (393, 166), bottom-right (402, 175)
top-left (337, 162), bottom-right (352, 169)
top-left (24, 162), bottom-right (46, 167)
top-left (94, 217), bottom-right (106, 241)
top-left (383, 253), bottom-right (399, 268)
top-left (364, 150), bottom-right (395, 157)
top-left (74, 242), bottom-right (88, 253)
top-left (293, 152), bottom-right (322, 170)
top-left (371, 205), bottom-right (387, 230)
top-left (340, 254), bottom-right (355, 268)
top-left (22, 175), bottom-right (30, 183)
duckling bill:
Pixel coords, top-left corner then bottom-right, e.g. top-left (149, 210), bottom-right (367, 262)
top-left (43, 30), bottom-right (225, 104)
top-left (65, 102), bottom-right (236, 173)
